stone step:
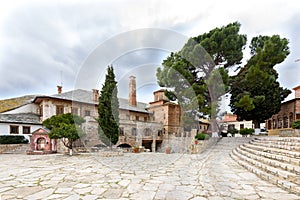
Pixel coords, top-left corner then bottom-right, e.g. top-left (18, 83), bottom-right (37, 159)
top-left (256, 137), bottom-right (300, 143)
top-left (237, 146), bottom-right (300, 176)
top-left (254, 137), bottom-right (300, 145)
top-left (230, 151), bottom-right (300, 196)
top-left (240, 144), bottom-right (300, 167)
top-left (244, 143), bottom-right (300, 159)
top-left (233, 149), bottom-right (296, 182)
top-left (250, 140), bottom-right (300, 151)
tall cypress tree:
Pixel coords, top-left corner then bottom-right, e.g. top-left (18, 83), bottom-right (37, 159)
top-left (98, 65), bottom-right (120, 145)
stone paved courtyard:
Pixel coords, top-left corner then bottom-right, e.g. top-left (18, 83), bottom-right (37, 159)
top-left (0, 138), bottom-right (299, 200)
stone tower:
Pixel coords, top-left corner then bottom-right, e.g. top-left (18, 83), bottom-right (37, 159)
top-left (129, 76), bottom-right (137, 106)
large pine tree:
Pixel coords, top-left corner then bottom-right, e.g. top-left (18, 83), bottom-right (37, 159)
top-left (98, 65), bottom-right (120, 145)
top-left (230, 35), bottom-right (291, 130)
top-left (157, 22), bottom-right (246, 134)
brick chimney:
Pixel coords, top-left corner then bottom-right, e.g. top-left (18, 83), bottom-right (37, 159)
top-left (57, 86), bottom-right (62, 94)
top-left (92, 89), bottom-right (99, 101)
top-left (129, 76), bottom-right (137, 106)
top-left (293, 86), bottom-right (300, 98)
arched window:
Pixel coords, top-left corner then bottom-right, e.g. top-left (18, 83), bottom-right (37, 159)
top-left (131, 128), bottom-right (137, 136)
top-left (119, 127), bottom-right (124, 136)
top-left (143, 128), bottom-right (152, 137)
top-left (273, 118), bottom-right (277, 129)
top-left (289, 112), bottom-right (294, 128)
top-left (277, 116), bottom-right (282, 128)
top-left (283, 115), bottom-right (288, 128)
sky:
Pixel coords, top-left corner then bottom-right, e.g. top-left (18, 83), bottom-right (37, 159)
top-left (0, 0), bottom-right (300, 107)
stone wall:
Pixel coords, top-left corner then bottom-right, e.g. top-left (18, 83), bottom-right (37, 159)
top-left (190, 138), bottom-right (220, 154)
top-left (279, 129), bottom-right (300, 137)
top-left (0, 144), bottom-right (29, 153)
top-left (159, 129), bottom-right (197, 153)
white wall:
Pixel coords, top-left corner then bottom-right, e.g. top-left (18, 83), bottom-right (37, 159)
top-left (0, 123), bottom-right (42, 141)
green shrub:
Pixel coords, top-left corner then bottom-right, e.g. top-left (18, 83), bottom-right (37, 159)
top-left (227, 128), bottom-right (239, 136)
top-left (195, 133), bottom-right (210, 140)
top-left (0, 135), bottom-right (29, 144)
top-left (292, 120), bottom-right (300, 129)
top-left (239, 128), bottom-right (254, 136)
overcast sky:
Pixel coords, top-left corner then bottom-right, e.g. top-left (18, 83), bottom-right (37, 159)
top-left (0, 0), bottom-right (300, 105)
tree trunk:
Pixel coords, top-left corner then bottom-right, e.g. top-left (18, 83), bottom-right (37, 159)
top-left (69, 141), bottom-right (73, 156)
top-left (253, 119), bottom-right (260, 135)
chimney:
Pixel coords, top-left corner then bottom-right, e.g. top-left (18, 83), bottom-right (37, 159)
top-left (129, 76), bottom-right (137, 106)
top-left (92, 89), bottom-right (99, 101)
top-left (57, 86), bottom-right (62, 94)
top-left (293, 86), bottom-right (300, 98)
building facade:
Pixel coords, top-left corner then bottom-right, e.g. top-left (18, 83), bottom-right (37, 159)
top-left (266, 86), bottom-right (300, 135)
top-left (1, 76), bottom-right (206, 153)
top-left (0, 113), bottom-right (42, 141)
top-left (219, 113), bottom-right (253, 133)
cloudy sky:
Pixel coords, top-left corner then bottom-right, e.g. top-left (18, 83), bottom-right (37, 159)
top-left (0, 0), bottom-right (300, 105)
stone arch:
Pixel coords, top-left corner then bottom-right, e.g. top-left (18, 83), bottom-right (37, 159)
top-left (277, 115), bottom-right (282, 128)
top-left (36, 137), bottom-right (46, 150)
top-left (117, 143), bottom-right (132, 148)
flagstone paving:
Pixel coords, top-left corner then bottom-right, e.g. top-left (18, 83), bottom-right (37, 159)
top-left (0, 138), bottom-right (299, 200)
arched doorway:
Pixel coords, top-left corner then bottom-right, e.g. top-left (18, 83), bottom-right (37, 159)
top-left (37, 137), bottom-right (46, 150)
top-left (117, 143), bottom-right (132, 148)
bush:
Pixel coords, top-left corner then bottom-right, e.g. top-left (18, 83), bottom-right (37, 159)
top-left (239, 128), bottom-right (254, 136)
top-left (227, 128), bottom-right (239, 136)
top-left (0, 135), bottom-right (29, 144)
top-left (292, 120), bottom-right (300, 129)
top-left (195, 133), bottom-right (210, 140)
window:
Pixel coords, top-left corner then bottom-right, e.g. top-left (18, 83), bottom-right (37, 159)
top-left (158, 130), bottom-right (162, 136)
top-left (131, 128), bottom-right (137, 136)
top-left (40, 105), bottom-right (43, 116)
top-left (144, 116), bottom-right (148, 121)
top-left (71, 107), bottom-right (78, 115)
top-left (56, 106), bottom-right (64, 115)
top-left (228, 124), bottom-right (235, 130)
top-left (10, 125), bottom-right (19, 134)
top-left (143, 128), bottom-right (152, 136)
top-left (136, 116), bottom-right (139, 121)
top-left (23, 126), bottom-right (31, 134)
top-left (119, 127), bottom-right (124, 136)
top-left (85, 110), bottom-right (91, 117)
top-left (240, 124), bottom-right (244, 129)
top-left (126, 115), bottom-right (130, 120)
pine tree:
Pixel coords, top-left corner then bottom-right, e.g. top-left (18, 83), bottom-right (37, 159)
top-left (98, 65), bottom-right (120, 145)
top-left (230, 35), bottom-right (291, 130)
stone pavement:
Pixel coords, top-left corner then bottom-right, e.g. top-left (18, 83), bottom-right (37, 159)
top-left (0, 138), bottom-right (299, 200)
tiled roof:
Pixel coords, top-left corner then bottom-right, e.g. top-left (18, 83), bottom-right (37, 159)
top-left (118, 98), bottom-right (149, 113)
top-left (36, 89), bottom-right (150, 113)
top-left (0, 113), bottom-right (41, 125)
top-left (51, 89), bottom-right (97, 105)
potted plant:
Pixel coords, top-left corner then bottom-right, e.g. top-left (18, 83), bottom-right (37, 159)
top-left (194, 139), bottom-right (198, 145)
top-left (133, 146), bottom-right (139, 153)
top-left (165, 146), bottom-right (171, 154)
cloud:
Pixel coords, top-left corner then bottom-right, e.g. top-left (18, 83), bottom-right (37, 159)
top-left (0, 0), bottom-right (300, 106)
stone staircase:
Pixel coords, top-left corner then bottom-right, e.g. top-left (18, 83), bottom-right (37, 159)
top-left (230, 137), bottom-right (300, 195)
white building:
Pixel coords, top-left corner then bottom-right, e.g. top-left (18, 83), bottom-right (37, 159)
top-left (0, 112), bottom-right (42, 141)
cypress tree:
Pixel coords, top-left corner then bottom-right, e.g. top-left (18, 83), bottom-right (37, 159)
top-left (98, 65), bottom-right (120, 145)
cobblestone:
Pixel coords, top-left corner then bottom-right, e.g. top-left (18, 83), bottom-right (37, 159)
top-left (0, 138), bottom-right (299, 199)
